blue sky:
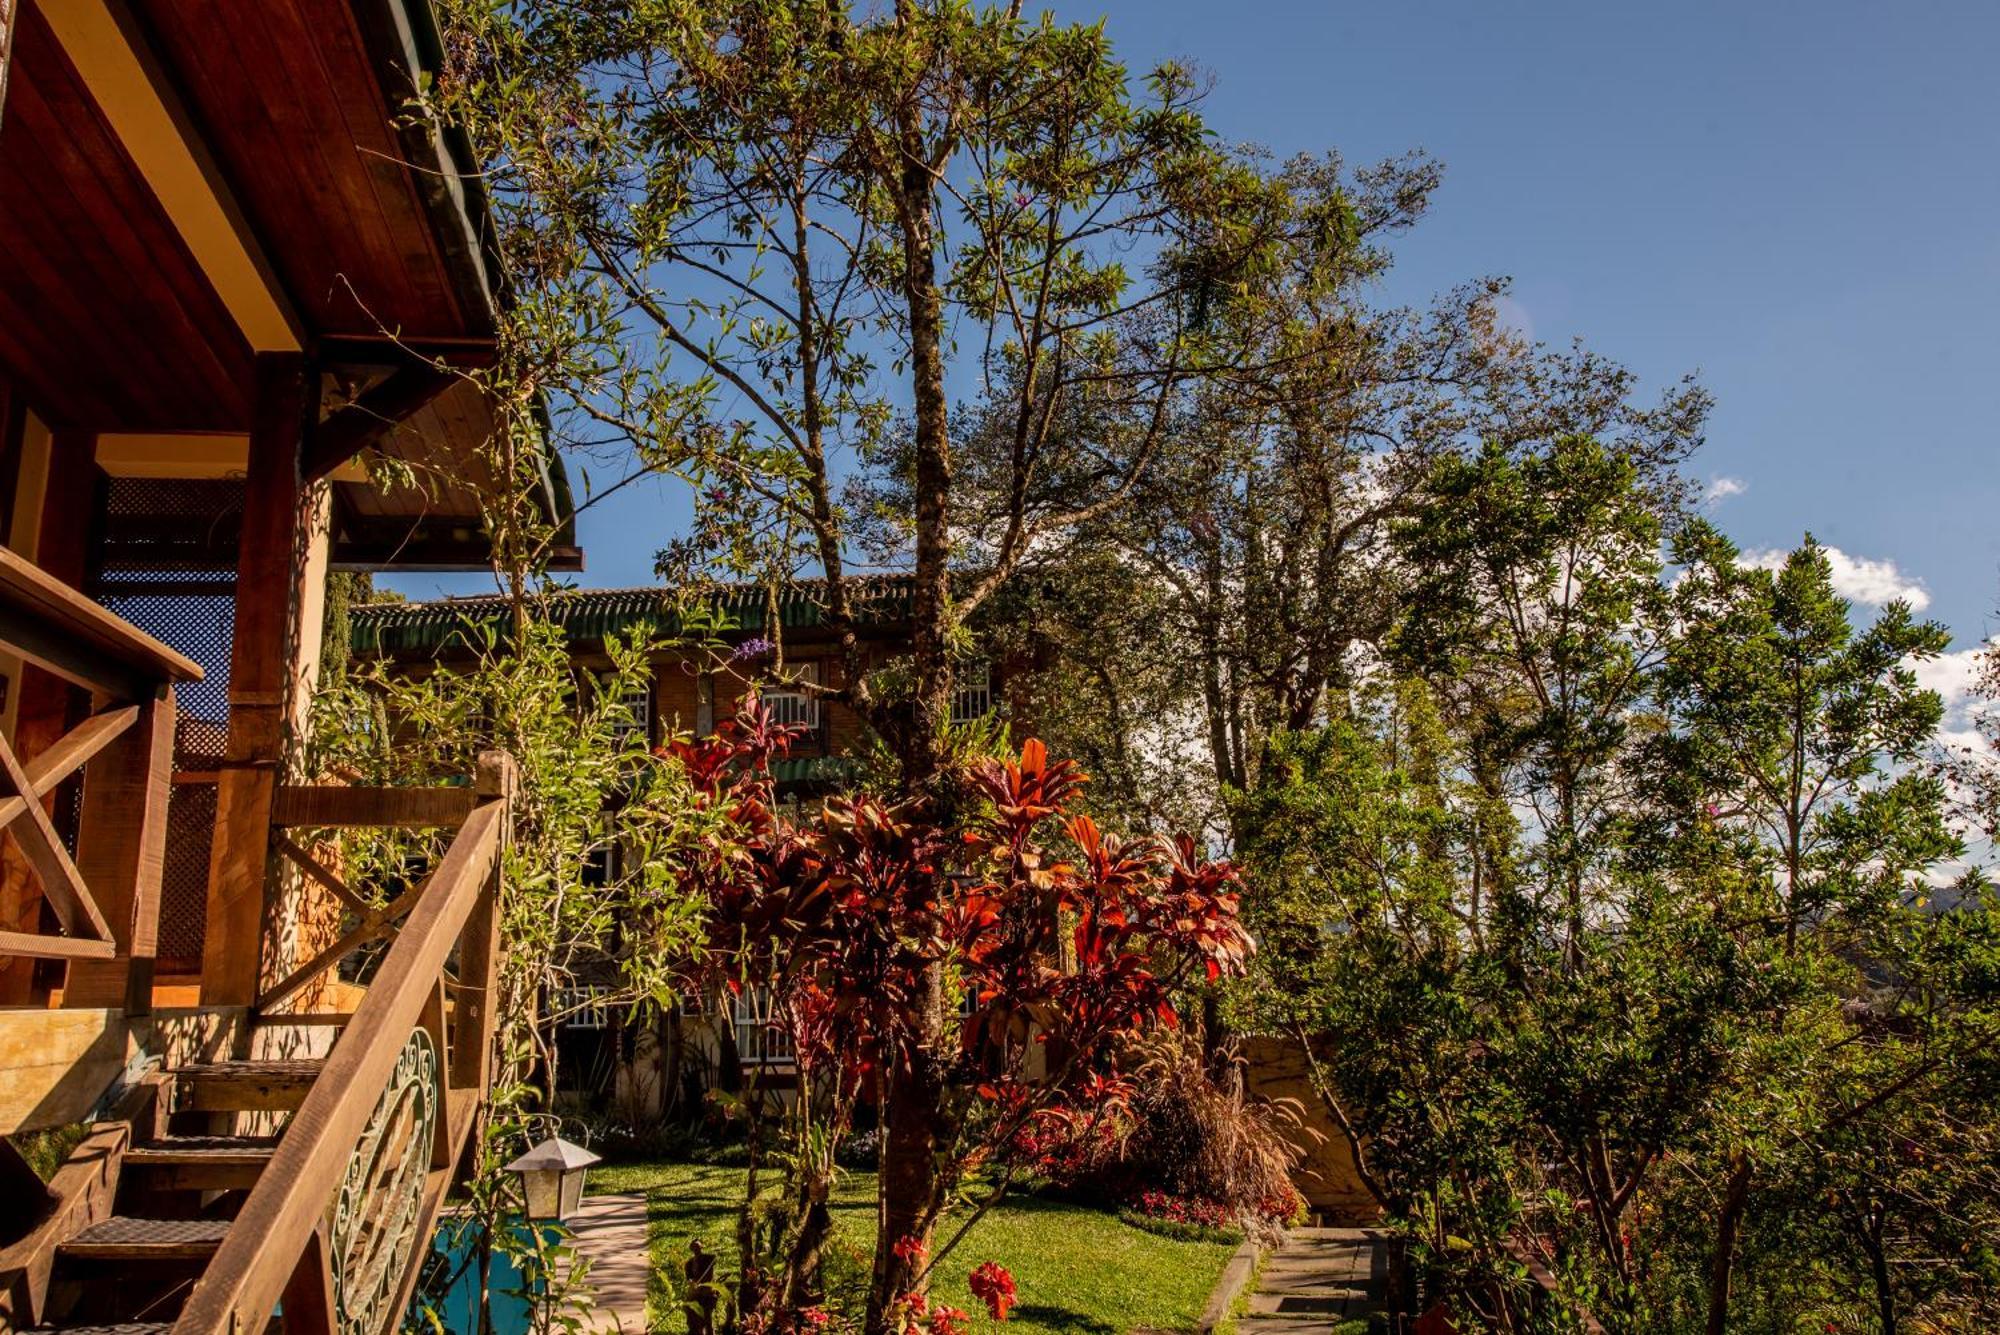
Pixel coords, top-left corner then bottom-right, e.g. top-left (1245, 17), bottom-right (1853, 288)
top-left (388, 1), bottom-right (2000, 662)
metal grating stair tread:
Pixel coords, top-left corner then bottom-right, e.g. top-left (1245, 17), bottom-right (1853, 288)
top-left (127, 1137), bottom-right (278, 1160)
top-left (28, 1324), bottom-right (176, 1334)
top-left (169, 1059), bottom-right (324, 1112)
top-left (60, 1216), bottom-right (231, 1259)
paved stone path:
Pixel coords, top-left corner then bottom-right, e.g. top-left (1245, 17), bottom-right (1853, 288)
top-left (1234, 1226), bottom-right (1388, 1333)
top-left (568, 1192), bottom-right (652, 1333)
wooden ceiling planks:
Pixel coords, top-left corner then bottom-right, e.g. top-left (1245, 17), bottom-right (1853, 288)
top-left (0, 5), bottom-right (251, 430)
top-left (337, 376), bottom-right (493, 520)
top-left (129, 0), bottom-right (474, 341)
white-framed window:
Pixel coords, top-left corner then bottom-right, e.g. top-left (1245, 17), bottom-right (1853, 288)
top-left (581, 824), bottom-right (623, 888)
top-left (760, 662), bottom-right (821, 730)
top-left (554, 986), bottom-right (609, 1031)
top-left (603, 676), bottom-right (652, 746)
top-left (730, 985), bottom-right (797, 1066)
top-left (951, 661), bottom-right (993, 724)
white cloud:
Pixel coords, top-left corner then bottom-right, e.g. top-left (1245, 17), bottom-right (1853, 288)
top-left (1913, 640), bottom-right (1992, 704)
top-left (1740, 545), bottom-right (1932, 611)
top-left (1703, 475), bottom-right (1748, 507)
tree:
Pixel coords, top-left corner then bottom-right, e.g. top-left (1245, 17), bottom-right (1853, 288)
top-left (664, 706), bottom-right (1250, 1329)
top-left (432, 9), bottom-right (1287, 1301)
top-left (1227, 480), bottom-right (1997, 1332)
top-left (961, 160), bottom-right (1710, 846)
top-left (1654, 532), bottom-right (1985, 1333)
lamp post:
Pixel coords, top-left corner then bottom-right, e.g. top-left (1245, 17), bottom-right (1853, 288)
top-left (503, 1136), bottom-right (602, 1222)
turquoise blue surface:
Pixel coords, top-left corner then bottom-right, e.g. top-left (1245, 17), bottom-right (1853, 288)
top-left (412, 1219), bottom-right (553, 1335)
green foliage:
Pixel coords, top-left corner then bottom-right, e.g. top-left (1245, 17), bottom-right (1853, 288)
top-left (311, 613), bottom-right (715, 1324)
top-left (1228, 459), bottom-right (2000, 1332)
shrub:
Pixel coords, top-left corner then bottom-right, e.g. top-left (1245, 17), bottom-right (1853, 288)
top-left (1021, 1031), bottom-right (1306, 1236)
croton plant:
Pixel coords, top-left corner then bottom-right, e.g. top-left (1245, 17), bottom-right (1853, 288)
top-left (663, 701), bottom-right (1253, 1332)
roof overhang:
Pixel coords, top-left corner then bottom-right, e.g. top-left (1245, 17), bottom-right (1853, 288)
top-left (0, 0), bottom-right (578, 574)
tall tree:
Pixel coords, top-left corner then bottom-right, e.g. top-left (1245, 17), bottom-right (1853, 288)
top-left (433, 3), bottom-right (1286, 1321)
top-left (962, 157), bottom-right (1710, 844)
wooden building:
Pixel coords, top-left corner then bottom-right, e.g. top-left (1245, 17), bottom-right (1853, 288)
top-left (350, 576), bottom-right (1007, 794)
top-left (0, 2), bottom-right (573, 1331)
top-left (350, 578), bottom-right (1013, 1121)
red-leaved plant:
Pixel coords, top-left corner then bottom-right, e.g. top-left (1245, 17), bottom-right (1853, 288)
top-left (664, 701), bottom-right (1252, 1332)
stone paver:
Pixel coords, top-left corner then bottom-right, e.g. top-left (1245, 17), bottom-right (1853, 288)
top-left (568, 1192), bottom-right (652, 1333)
top-left (1234, 1226), bottom-right (1387, 1334)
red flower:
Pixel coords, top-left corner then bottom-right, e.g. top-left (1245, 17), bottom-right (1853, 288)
top-left (893, 1234), bottom-right (929, 1265)
top-left (969, 1262), bottom-right (1017, 1321)
top-left (930, 1305), bottom-right (971, 1335)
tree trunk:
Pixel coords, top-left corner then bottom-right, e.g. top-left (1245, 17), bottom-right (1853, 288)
top-left (1860, 1215), bottom-right (1896, 1335)
top-left (866, 964), bottom-right (950, 1331)
top-left (1705, 1152), bottom-right (1753, 1335)
top-left (866, 20), bottom-right (958, 1327)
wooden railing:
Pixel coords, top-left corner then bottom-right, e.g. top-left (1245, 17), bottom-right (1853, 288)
top-left (171, 751), bottom-right (515, 1335)
top-left (0, 544), bottom-right (200, 1008)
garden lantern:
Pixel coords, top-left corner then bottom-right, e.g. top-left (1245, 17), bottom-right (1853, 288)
top-left (503, 1136), bottom-right (601, 1221)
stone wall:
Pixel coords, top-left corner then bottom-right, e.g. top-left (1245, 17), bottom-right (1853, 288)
top-left (1240, 1033), bottom-right (1381, 1222)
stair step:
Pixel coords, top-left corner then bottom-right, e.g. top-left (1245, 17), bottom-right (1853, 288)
top-left (124, 1136), bottom-right (278, 1190)
top-left (28, 1324), bottom-right (175, 1334)
top-left (171, 1059), bottom-right (323, 1112)
top-left (59, 1216), bottom-right (231, 1261)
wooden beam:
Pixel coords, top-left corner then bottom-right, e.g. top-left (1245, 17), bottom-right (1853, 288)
top-left (317, 335), bottom-right (498, 368)
top-left (271, 833), bottom-right (370, 915)
top-left (0, 545), bottom-right (204, 692)
top-left (331, 531), bottom-right (585, 574)
top-left (255, 869), bottom-right (433, 1016)
top-left (64, 690), bottom-right (176, 1012)
top-left (0, 430), bottom-right (94, 1007)
top-left (0, 930), bottom-right (115, 960)
top-left (271, 785), bottom-right (475, 829)
top-left (0, 704), bottom-right (138, 829)
top-left (96, 432), bottom-right (367, 483)
top-left (450, 753), bottom-right (513, 1100)
top-left (0, 730), bottom-right (112, 945)
top-left (0, 0), bottom-right (17, 133)
top-left (37, 0), bottom-right (301, 351)
top-left (303, 364), bottom-right (459, 485)
top-left (202, 354), bottom-right (317, 1008)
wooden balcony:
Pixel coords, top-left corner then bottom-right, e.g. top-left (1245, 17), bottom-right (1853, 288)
top-left (0, 544), bottom-right (198, 994)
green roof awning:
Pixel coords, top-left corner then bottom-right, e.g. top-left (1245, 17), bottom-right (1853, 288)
top-left (349, 575), bottom-right (916, 656)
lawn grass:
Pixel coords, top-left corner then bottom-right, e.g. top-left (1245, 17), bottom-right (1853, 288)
top-left (587, 1160), bottom-right (1237, 1333)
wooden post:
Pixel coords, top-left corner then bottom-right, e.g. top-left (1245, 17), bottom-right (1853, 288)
top-left (63, 688), bottom-right (176, 1013)
top-left (201, 353), bottom-right (328, 1007)
top-left (450, 751), bottom-right (514, 1099)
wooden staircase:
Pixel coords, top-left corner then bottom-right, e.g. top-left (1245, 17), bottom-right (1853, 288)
top-left (20, 1060), bottom-right (314, 1332)
top-left (3, 756), bottom-right (516, 1335)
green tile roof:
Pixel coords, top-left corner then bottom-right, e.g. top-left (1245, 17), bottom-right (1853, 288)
top-left (349, 575), bottom-right (916, 656)
top-left (771, 755), bottom-right (865, 786)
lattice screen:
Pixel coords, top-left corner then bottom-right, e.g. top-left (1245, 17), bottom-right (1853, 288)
top-left (92, 479), bottom-right (243, 970)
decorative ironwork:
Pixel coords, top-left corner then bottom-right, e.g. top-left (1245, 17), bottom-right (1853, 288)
top-left (330, 1027), bottom-right (440, 1335)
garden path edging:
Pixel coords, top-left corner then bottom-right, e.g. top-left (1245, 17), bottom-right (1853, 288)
top-left (1199, 1237), bottom-right (1265, 1333)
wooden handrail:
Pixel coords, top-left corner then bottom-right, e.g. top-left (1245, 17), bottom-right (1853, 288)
top-left (0, 544), bottom-right (202, 699)
top-left (171, 754), bottom-right (514, 1335)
